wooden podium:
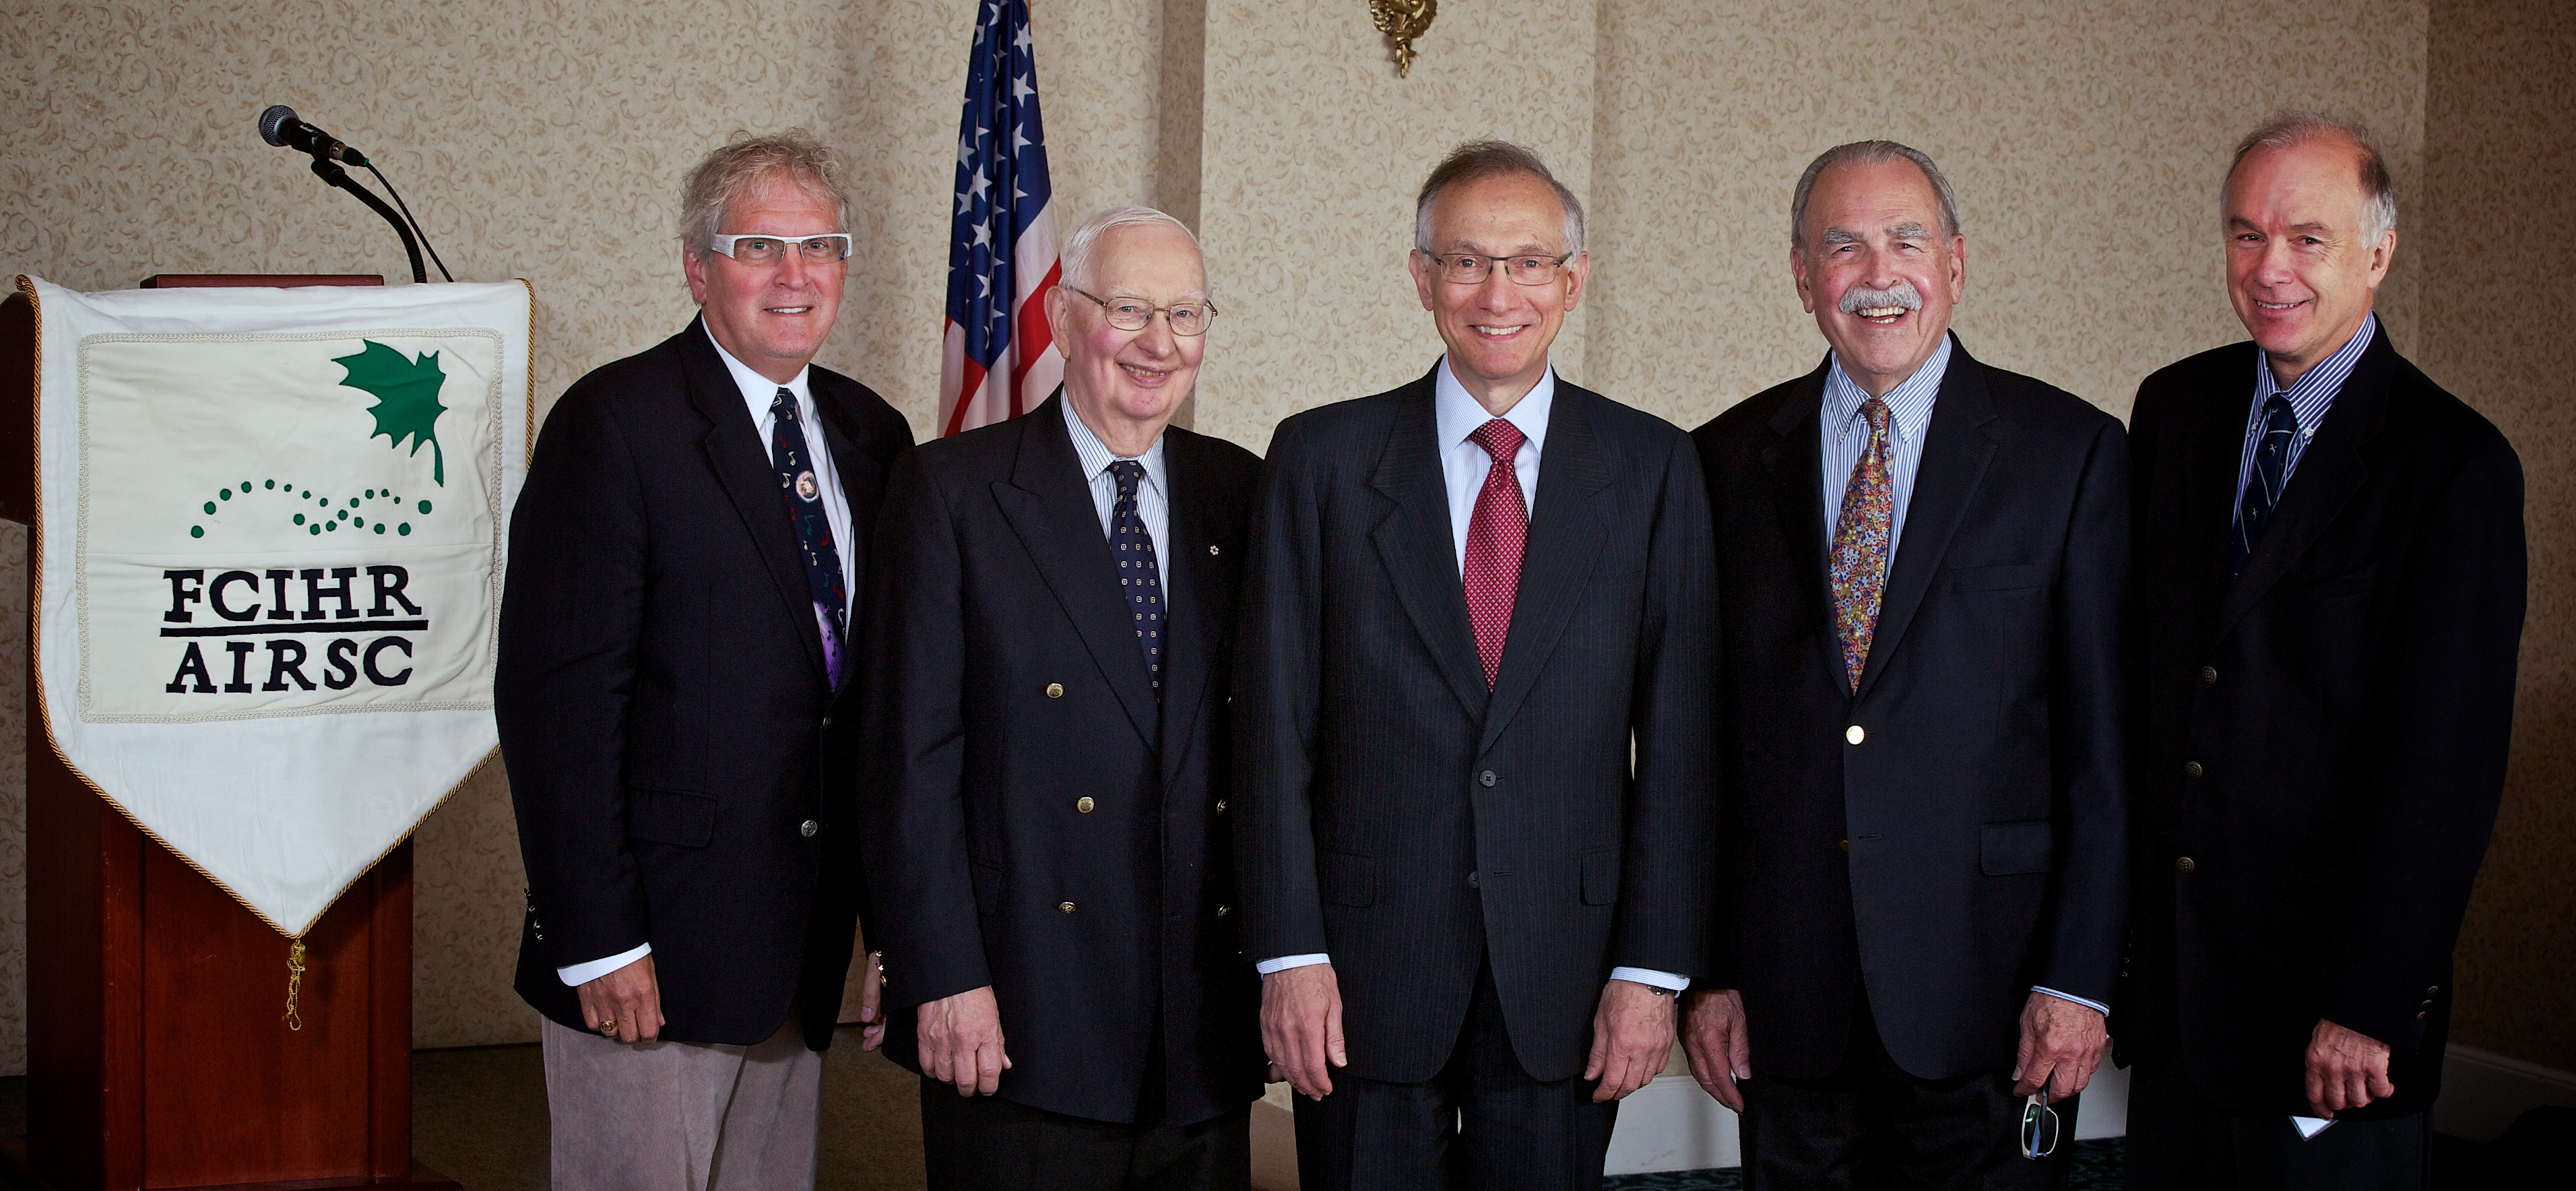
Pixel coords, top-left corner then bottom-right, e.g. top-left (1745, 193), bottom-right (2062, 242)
top-left (1, 276), bottom-right (455, 1190)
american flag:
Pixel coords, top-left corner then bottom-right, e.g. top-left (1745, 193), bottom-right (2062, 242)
top-left (938, 0), bottom-right (1062, 437)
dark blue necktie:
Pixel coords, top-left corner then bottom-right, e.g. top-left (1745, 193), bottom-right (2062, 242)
top-left (1109, 459), bottom-right (1163, 697)
top-left (2231, 393), bottom-right (2300, 579)
top-left (769, 389), bottom-right (848, 686)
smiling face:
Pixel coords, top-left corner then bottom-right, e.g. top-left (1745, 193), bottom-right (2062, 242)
top-left (2223, 137), bottom-right (2393, 386)
top-left (1793, 157), bottom-right (1966, 397)
top-left (1045, 220), bottom-right (1207, 449)
top-left (682, 173), bottom-right (847, 383)
top-left (1409, 170), bottom-right (1589, 413)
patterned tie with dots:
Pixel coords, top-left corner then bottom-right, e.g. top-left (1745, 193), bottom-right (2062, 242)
top-left (769, 389), bottom-right (848, 689)
top-left (2232, 393), bottom-right (2300, 579)
top-left (1462, 418), bottom-right (1529, 688)
top-left (1828, 398), bottom-right (1895, 693)
top-left (1109, 459), bottom-right (1165, 697)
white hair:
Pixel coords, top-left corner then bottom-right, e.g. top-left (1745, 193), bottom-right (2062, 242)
top-left (2227, 110), bottom-right (2399, 244)
top-left (1790, 140), bottom-right (1962, 250)
top-left (1059, 206), bottom-right (1205, 294)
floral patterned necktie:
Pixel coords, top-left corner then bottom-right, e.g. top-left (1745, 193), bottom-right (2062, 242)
top-left (1828, 399), bottom-right (1894, 693)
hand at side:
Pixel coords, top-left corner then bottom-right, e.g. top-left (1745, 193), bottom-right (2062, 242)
top-left (575, 954), bottom-right (665, 1044)
top-left (1586, 979), bottom-right (1677, 1103)
top-left (1261, 963), bottom-right (1347, 1100)
top-left (917, 985), bottom-right (1011, 1096)
top-left (1680, 988), bottom-right (1751, 1112)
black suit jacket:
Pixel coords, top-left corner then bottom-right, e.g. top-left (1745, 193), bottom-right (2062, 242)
top-left (1691, 337), bottom-right (2133, 1081)
top-left (858, 397), bottom-right (1266, 1125)
top-left (1235, 366), bottom-right (1718, 1085)
top-left (498, 319), bottom-right (913, 1050)
top-left (2117, 325), bottom-right (2525, 1118)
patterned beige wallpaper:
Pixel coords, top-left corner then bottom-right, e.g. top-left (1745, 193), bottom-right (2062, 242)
top-left (0, 0), bottom-right (2565, 1081)
top-left (2420, 0), bottom-right (2576, 1073)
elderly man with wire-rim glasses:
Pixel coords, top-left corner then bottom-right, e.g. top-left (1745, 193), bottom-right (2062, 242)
top-left (1234, 140), bottom-right (1718, 1191)
top-left (859, 206), bottom-right (1267, 1191)
top-left (498, 129), bottom-right (913, 1190)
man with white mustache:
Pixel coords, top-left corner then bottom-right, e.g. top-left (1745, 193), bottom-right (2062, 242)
top-left (861, 207), bottom-right (1266, 1190)
top-left (1685, 140), bottom-right (2133, 1188)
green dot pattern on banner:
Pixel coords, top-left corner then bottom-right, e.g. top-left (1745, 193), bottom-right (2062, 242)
top-left (187, 472), bottom-right (428, 541)
top-left (309, 525), bottom-right (320, 536)
top-left (399, 524), bottom-right (411, 536)
top-left (366, 489), bottom-right (376, 498)
top-left (418, 500), bottom-right (432, 514)
top-left (202, 501), bottom-right (216, 515)
top-left (374, 524), bottom-right (386, 534)
top-left (325, 521), bottom-right (336, 532)
top-left (336, 510), bottom-right (347, 521)
top-left (294, 514), bottom-right (305, 525)
top-left (265, 480), bottom-right (276, 489)
top-left (218, 488), bottom-right (230, 501)
top-left (354, 517), bottom-right (365, 527)
top-left (190, 526), bottom-right (202, 538)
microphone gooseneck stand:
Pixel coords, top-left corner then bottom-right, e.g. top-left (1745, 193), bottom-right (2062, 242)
top-left (307, 154), bottom-right (426, 284)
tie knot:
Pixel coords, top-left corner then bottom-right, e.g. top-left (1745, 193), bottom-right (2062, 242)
top-left (1109, 458), bottom-right (1145, 496)
top-left (1860, 398), bottom-right (1892, 434)
top-left (1470, 418), bottom-right (1526, 463)
top-left (771, 388), bottom-right (797, 419)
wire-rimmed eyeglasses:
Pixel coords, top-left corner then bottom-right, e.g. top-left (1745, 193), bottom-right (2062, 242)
top-left (1062, 286), bottom-right (1217, 336)
top-left (1419, 251), bottom-right (1575, 286)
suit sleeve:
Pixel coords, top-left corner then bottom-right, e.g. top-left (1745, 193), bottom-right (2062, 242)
top-left (2319, 434), bottom-right (2526, 1050)
top-left (1616, 430), bottom-right (1720, 976)
top-left (1233, 418), bottom-right (1333, 963)
top-left (496, 386), bottom-right (651, 970)
top-left (2032, 415), bottom-right (2135, 1005)
top-left (856, 449), bottom-right (992, 1008)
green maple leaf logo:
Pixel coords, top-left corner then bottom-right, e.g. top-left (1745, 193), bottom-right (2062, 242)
top-left (333, 340), bottom-right (447, 486)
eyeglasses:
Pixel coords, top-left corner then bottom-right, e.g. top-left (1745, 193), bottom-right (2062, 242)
top-left (705, 233), bottom-right (853, 265)
top-left (1420, 251), bottom-right (1574, 286)
top-left (2019, 1091), bottom-right (2061, 1160)
top-left (1062, 286), bottom-right (1217, 336)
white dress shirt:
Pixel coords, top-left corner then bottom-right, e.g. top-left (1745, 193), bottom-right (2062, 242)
top-left (554, 327), bottom-right (860, 988)
top-left (1062, 396), bottom-right (1171, 580)
top-left (1258, 359), bottom-right (1687, 994)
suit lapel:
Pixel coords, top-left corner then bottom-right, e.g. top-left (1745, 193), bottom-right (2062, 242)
top-left (1155, 429), bottom-right (1231, 785)
top-left (990, 396), bottom-right (1162, 746)
top-left (2214, 326), bottom-right (2393, 639)
top-left (1857, 339), bottom-right (2001, 699)
top-left (1367, 370), bottom-right (1493, 723)
top-left (1479, 384), bottom-right (1615, 754)
top-left (2174, 347), bottom-right (2256, 637)
top-left (1762, 357), bottom-right (1845, 684)
top-left (680, 319), bottom-right (829, 685)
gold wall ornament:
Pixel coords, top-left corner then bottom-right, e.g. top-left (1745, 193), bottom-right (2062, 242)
top-left (1370, 0), bottom-right (1436, 77)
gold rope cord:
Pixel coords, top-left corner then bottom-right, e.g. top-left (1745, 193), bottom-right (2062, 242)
top-left (284, 936), bottom-right (308, 1031)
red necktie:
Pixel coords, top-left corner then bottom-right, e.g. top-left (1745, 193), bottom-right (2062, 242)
top-left (1463, 418), bottom-right (1529, 687)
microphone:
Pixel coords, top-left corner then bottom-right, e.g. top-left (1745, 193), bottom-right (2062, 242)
top-left (259, 105), bottom-right (370, 168)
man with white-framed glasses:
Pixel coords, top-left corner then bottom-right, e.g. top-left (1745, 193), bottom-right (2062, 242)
top-left (862, 205), bottom-right (1265, 1190)
top-left (499, 130), bottom-right (913, 1190)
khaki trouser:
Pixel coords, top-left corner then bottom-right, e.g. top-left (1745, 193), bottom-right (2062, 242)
top-left (542, 1013), bottom-right (824, 1191)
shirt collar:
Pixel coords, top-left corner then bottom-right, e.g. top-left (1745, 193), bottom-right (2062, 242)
top-left (703, 321), bottom-right (811, 416)
top-left (1061, 393), bottom-right (1167, 496)
top-left (1824, 333), bottom-right (1951, 445)
top-left (1436, 357), bottom-right (1555, 458)
top-left (2255, 312), bottom-right (2377, 430)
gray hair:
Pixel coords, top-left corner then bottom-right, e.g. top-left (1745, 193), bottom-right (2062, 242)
top-left (678, 129), bottom-right (851, 253)
top-left (1060, 206), bottom-right (1205, 294)
top-left (2226, 110), bottom-right (2398, 243)
top-left (1790, 140), bottom-right (1962, 251)
top-left (1413, 140), bottom-right (1586, 256)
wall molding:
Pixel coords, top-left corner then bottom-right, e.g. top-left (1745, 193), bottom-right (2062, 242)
top-left (2434, 1045), bottom-right (2576, 1142)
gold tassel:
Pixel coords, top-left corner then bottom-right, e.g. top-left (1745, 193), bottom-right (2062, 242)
top-left (284, 937), bottom-right (308, 1031)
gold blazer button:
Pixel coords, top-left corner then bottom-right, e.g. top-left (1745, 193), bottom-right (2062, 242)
top-left (1045, 682), bottom-right (1064, 699)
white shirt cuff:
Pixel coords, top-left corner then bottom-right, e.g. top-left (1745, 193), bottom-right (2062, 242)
top-left (2031, 986), bottom-right (2108, 1016)
top-left (1611, 967), bottom-right (1691, 992)
top-left (558, 942), bottom-right (651, 987)
top-left (1256, 953), bottom-right (1330, 975)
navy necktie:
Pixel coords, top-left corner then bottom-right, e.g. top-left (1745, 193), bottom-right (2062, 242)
top-left (2232, 393), bottom-right (2300, 579)
top-left (769, 389), bottom-right (848, 686)
top-left (1109, 460), bottom-right (1164, 697)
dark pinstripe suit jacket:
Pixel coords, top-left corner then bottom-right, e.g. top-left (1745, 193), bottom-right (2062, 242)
top-left (1233, 364), bottom-right (1718, 1084)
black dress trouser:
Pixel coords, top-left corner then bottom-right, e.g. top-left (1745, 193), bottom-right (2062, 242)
top-left (2124, 1045), bottom-right (2428, 1191)
top-left (1291, 953), bottom-right (1619, 1191)
top-left (1739, 988), bottom-right (2075, 1190)
top-left (918, 1028), bottom-right (1251, 1191)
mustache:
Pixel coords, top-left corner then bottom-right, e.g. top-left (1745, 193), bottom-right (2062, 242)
top-left (1838, 282), bottom-right (1923, 315)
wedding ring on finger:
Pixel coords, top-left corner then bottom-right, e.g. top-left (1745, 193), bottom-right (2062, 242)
top-left (599, 1019), bottom-right (618, 1034)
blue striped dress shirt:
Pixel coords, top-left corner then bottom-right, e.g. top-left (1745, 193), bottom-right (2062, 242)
top-left (1063, 396), bottom-right (1170, 581)
top-left (2233, 313), bottom-right (2377, 513)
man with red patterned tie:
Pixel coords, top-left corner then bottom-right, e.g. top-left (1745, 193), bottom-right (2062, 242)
top-left (1233, 140), bottom-right (1719, 1191)
top-left (1683, 141), bottom-right (2131, 1188)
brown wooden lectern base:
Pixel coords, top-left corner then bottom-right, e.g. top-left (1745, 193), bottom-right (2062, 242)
top-left (2, 276), bottom-right (454, 1190)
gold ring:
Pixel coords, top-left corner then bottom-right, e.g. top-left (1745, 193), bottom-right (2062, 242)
top-left (599, 1019), bottom-right (618, 1033)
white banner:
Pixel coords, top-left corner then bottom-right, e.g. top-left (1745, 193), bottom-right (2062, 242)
top-left (24, 276), bottom-right (533, 936)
